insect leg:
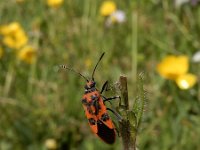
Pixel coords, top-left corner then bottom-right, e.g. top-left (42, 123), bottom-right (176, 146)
top-left (106, 108), bottom-right (122, 122)
top-left (103, 96), bottom-right (121, 103)
top-left (100, 81), bottom-right (109, 94)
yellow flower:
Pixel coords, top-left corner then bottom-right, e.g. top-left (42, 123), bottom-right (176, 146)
top-left (45, 138), bottom-right (58, 150)
top-left (14, 29), bottom-right (28, 48)
top-left (17, 45), bottom-right (37, 64)
top-left (175, 73), bottom-right (197, 90)
top-left (0, 22), bottom-right (21, 35)
top-left (0, 22), bottom-right (28, 49)
top-left (0, 47), bottom-right (3, 59)
top-left (157, 55), bottom-right (188, 80)
top-left (3, 30), bottom-right (28, 49)
top-left (47, 0), bottom-right (63, 8)
top-left (157, 55), bottom-right (197, 89)
top-left (100, 1), bottom-right (117, 16)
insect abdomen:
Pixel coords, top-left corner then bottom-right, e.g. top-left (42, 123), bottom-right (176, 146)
top-left (97, 120), bottom-right (115, 144)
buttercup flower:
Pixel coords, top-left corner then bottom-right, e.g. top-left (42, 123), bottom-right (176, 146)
top-left (100, 1), bottom-right (117, 16)
top-left (157, 55), bottom-right (197, 89)
top-left (175, 73), bottom-right (197, 90)
top-left (17, 45), bottom-right (37, 64)
top-left (47, 0), bottom-right (63, 8)
top-left (0, 22), bottom-right (21, 35)
top-left (157, 55), bottom-right (188, 80)
top-left (3, 30), bottom-right (28, 49)
top-left (0, 22), bottom-right (28, 49)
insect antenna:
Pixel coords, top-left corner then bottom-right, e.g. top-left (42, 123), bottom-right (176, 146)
top-left (91, 52), bottom-right (105, 80)
top-left (59, 65), bottom-right (89, 82)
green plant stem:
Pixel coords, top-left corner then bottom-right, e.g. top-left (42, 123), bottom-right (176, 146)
top-left (4, 65), bottom-right (14, 97)
top-left (119, 76), bottom-right (136, 150)
top-left (132, 11), bottom-right (138, 85)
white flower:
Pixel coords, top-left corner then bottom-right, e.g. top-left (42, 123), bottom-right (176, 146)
top-left (111, 10), bottom-right (126, 23)
top-left (106, 10), bottom-right (126, 26)
top-left (192, 51), bottom-right (200, 63)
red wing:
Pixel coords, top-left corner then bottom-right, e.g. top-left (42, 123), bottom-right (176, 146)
top-left (97, 97), bottom-right (115, 129)
top-left (96, 98), bottom-right (116, 144)
top-left (82, 94), bottom-right (115, 143)
top-left (82, 104), bottom-right (98, 134)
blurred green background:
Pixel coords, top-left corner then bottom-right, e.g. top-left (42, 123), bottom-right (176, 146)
top-left (0, 0), bottom-right (200, 150)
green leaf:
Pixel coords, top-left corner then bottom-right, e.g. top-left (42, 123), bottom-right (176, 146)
top-left (132, 73), bottom-right (146, 128)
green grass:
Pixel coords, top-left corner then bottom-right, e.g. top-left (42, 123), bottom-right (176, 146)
top-left (0, 0), bottom-right (200, 150)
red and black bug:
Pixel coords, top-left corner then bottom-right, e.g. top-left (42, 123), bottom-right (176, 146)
top-left (60, 53), bottom-right (121, 144)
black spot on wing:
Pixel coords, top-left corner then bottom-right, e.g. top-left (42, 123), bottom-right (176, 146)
top-left (91, 94), bottom-right (98, 100)
top-left (87, 106), bottom-right (94, 114)
top-left (101, 113), bottom-right (110, 122)
top-left (88, 118), bottom-right (96, 125)
top-left (97, 120), bottom-right (115, 144)
top-left (82, 98), bottom-right (88, 105)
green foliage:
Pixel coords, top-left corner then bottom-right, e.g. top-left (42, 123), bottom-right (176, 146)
top-left (0, 0), bottom-right (200, 150)
top-left (132, 74), bottom-right (146, 129)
